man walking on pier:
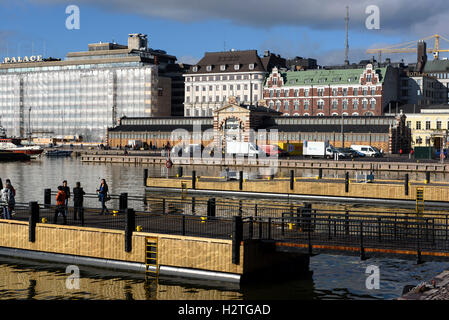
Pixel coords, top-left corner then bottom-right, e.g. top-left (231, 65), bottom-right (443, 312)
top-left (62, 180), bottom-right (70, 217)
top-left (1, 181), bottom-right (15, 219)
top-left (73, 182), bottom-right (85, 221)
top-left (54, 186), bottom-right (67, 224)
top-left (97, 179), bottom-right (110, 215)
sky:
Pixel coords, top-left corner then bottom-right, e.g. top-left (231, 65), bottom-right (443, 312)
top-left (1, 0), bottom-right (449, 66)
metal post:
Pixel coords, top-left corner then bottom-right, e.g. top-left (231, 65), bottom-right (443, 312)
top-left (345, 210), bottom-right (349, 235)
top-left (290, 170), bottom-right (294, 190)
top-left (162, 199), bottom-right (166, 214)
top-left (182, 215), bottom-right (186, 236)
top-left (239, 171), bottom-right (243, 191)
top-left (143, 168), bottom-right (148, 186)
top-left (417, 221), bottom-right (423, 264)
top-left (192, 170), bottom-right (196, 189)
top-left (425, 171), bottom-right (430, 184)
top-left (232, 216), bottom-right (243, 265)
top-left (268, 217), bottom-right (272, 240)
top-left (44, 188), bottom-right (51, 208)
top-left (405, 174), bottom-right (409, 196)
top-left (28, 202), bottom-right (39, 243)
top-left (360, 221), bottom-right (366, 260)
top-left (377, 217), bottom-right (381, 243)
top-left (345, 172), bottom-right (349, 193)
top-left (249, 217), bottom-right (253, 239)
top-left (318, 168), bottom-right (323, 179)
top-left (177, 166), bottom-right (183, 178)
top-left (119, 193), bottom-right (128, 213)
top-left (254, 204), bottom-right (258, 217)
top-left (207, 198), bottom-right (216, 218)
top-left (192, 197), bottom-right (196, 215)
top-left (125, 208), bottom-right (135, 253)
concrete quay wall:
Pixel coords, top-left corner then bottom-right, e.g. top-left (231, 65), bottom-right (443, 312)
top-left (82, 155), bottom-right (449, 173)
top-left (147, 177), bottom-right (449, 203)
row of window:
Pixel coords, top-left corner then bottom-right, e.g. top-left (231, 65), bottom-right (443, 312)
top-left (267, 87), bottom-right (378, 98)
top-left (407, 120), bottom-right (449, 130)
top-left (192, 64), bottom-right (256, 73)
top-left (186, 74), bottom-right (263, 82)
top-left (187, 83), bottom-right (259, 92)
top-left (267, 99), bottom-right (376, 110)
top-left (186, 95), bottom-right (259, 104)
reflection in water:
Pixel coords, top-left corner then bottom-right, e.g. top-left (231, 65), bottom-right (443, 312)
top-left (0, 253), bottom-right (446, 300)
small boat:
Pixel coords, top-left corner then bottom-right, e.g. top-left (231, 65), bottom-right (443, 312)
top-left (45, 150), bottom-right (73, 157)
top-left (0, 138), bottom-right (44, 155)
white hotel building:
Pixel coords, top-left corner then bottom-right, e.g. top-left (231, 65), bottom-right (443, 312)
top-left (183, 50), bottom-right (286, 117)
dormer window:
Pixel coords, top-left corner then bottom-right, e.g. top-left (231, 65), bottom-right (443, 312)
top-left (192, 66), bottom-right (198, 72)
top-left (234, 64), bottom-right (240, 70)
top-left (206, 65), bottom-right (212, 72)
top-left (220, 65), bottom-right (226, 71)
top-left (249, 63), bottom-right (255, 70)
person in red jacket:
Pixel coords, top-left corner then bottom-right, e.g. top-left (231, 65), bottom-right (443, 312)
top-left (53, 186), bottom-right (67, 224)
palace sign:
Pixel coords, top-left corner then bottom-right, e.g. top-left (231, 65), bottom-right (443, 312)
top-left (2, 55), bottom-right (43, 64)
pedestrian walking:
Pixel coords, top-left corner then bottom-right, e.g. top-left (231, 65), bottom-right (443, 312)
top-left (62, 180), bottom-right (70, 217)
top-left (4, 179), bottom-right (15, 217)
top-left (73, 182), bottom-right (85, 221)
top-left (96, 179), bottom-right (110, 215)
top-left (0, 181), bottom-right (15, 219)
top-left (53, 186), bottom-right (67, 224)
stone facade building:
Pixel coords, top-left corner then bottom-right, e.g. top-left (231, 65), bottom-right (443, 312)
top-left (183, 50), bottom-right (286, 117)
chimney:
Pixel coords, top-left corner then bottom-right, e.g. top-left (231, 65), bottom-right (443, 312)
top-left (417, 40), bottom-right (427, 73)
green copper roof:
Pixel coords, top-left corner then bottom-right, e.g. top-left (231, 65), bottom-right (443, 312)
top-left (279, 67), bottom-right (387, 86)
top-left (423, 60), bottom-right (449, 73)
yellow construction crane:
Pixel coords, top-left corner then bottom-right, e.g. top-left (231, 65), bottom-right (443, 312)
top-left (366, 34), bottom-right (449, 61)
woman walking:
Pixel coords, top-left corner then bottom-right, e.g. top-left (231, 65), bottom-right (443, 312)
top-left (97, 179), bottom-right (110, 215)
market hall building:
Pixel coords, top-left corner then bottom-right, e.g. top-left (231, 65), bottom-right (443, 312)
top-left (107, 97), bottom-right (411, 154)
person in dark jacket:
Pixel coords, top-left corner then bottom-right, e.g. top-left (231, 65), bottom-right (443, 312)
top-left (62, 180), bottom-right (70, 217)
top-left (96, 179), bottom-right (109, 215)
top-left (72, 181), bottom-right (85, 221)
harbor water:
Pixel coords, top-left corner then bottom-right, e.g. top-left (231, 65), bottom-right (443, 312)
top-left (0, 157), bottom-right (448, 300)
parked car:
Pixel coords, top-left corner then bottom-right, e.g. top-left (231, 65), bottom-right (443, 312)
top-left (350, 145), bottom-right (381, 157)
top-left (340, 147), bottom-right (364, 158)
top-left (335, 148), bottom-right (352, 159)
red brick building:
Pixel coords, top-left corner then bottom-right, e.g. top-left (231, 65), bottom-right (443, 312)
top-left (263, 64), bottom-right (399, 117)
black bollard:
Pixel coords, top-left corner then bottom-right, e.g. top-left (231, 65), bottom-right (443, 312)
top-left (119, 193), bottom-right (128, 212)
top-left (405, 174), bottom-right (409, 196)
top-left (143, 168), bottom-right (148, 186)
top-left (125, 208), bottom-right (135, 252)
top-left (425, 171), bottom-right (430, 184)
top-left (192, 170), bottom-right (196, 189)
top-left (290, 170), bottom-right (294, 190)
top-left (318, 168), bottom-right (323, 179)
top-left (0, 178), bottom-right (2, 190)
top-left (232, 216), bottom-right (243, 265)
top-left (207, 198), bottom-right (216, 218)
top-left (345, 172), bottom-right (349, 193)
top-left (28, 202), bottom-right (39, 243)
top-left (239, 171), bottom-right (243, 190)
top-left (177, 167), bottom-right (183, 178)
top-left (44, 189), bottom-right (51, 208)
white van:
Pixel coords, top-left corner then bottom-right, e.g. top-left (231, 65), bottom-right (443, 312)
top-left (350, 145), bottom-right (380, 157)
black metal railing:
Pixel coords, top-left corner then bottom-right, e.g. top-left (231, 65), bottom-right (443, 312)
top-left (4, 196), bottom-right (449, 260)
